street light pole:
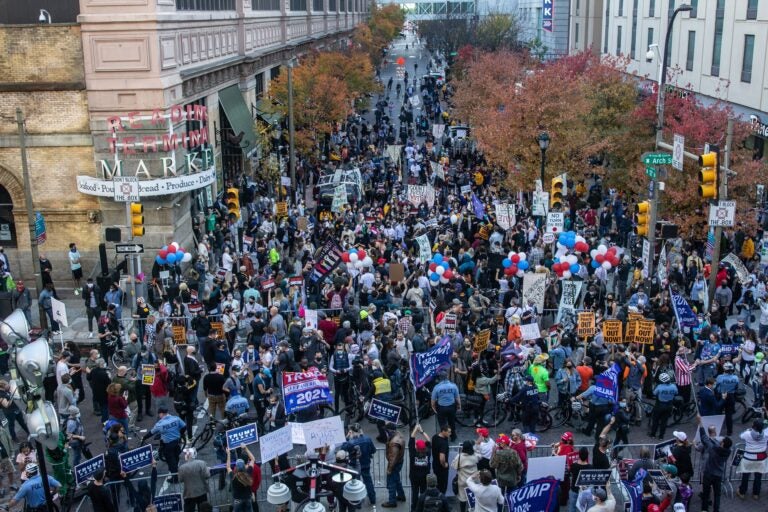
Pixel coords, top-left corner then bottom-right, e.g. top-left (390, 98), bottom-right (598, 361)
top-left (538, 131), bottom-right (550, 186)
top-left (286, 59), bottom-right (297, 196)
top-left (648, 4), bottom-right (692, 283)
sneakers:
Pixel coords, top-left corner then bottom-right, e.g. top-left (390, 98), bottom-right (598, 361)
top-left (88, 332), bottom-right (94, 339)
top-left (380, 503), bottom-right (397, 508)
top-left (737, 491), bottom-right (746, 499)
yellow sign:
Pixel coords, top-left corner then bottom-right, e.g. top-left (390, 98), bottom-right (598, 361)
top-left (216, 363), bottom-right (226, 375)
top-left (602, 320), bottom-right (623, 344)
top-left (577, 312), bottom-right (596, 338)
top-left (635, 320), bottom-right (656, 345)
top-left (474, 330), bottom-right (491, 352)
top-left (141, 364), bottom-right (155, 386)
top-left (276, 202), bottom-right (288, 217)
top-left (628, 312), bottom-right (644, 323)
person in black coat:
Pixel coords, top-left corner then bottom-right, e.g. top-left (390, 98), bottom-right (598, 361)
top-left (89, 358), bottom-right (112, 424)
top-left (698, 378), bottom-right (725, 416)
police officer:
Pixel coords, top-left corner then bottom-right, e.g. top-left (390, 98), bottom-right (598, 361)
top-left (716, 361), bottom-right (739, 435)
top-left (649, 372), bottom-right (678, 439)
top-left (511, 375), bottom-right (540, 434)
top-left (9, 463), bottom-right (62, 512)
top-left (431, 371), bottom-right (460, 442)
top-left (329, 341), bottom-right (351, 413)
top-left (340, 423), bottom-right (377, 506)
top-left (577, 376), bottom-right (615, 439)
top-left (148, 407), bottom-right (186, 481)
top-left (225, 392), bottom-right (250, 418)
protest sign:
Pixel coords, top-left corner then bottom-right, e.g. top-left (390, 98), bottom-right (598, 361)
top-left (389, 263), bottom-right (405, 282)
top-left (520, 323), bottom-right (541, 341)
top-left (302, 415), bottom-right (347, 451)
top-left (495, 203), bottom-right (515, 230)
top-left (261, 278), bottom-right (276, 291)
top-left (141, 364), bottom-right (156, 386)
top-left (443, 313), bottom-right (457, 334)
top-left (282, 369), bottom-right (333, 414)
top-left (309, 240), bottom-right (344, 284)
top-left (289, 276), bottom-right (304, 287)
top-left (153, 494), bottom-right (183, 512)
top-left (289, 422), bottom-right (306, 444)
top-left (601, 320), bottom-right (623, 344)
top-left (242, 235), bottom-right (254, 253)
top-left (75, 454), bottom-right (105, 486)
top-left (557, 281), bottom-right (582, 322)
top-left (410, 335), bottom-right (453, 388)
top-left (331, 185), bottom-right (347, 213)
top-left (574, 469), bottom-right (611, 487)
top-left (297, 217), bottom-right (308, 231)
top-left (460, 185), bottom-right (472, 195)
top-left (654, 439), bottom-right (676, 460)
top-left (216, 363), bottom-right (226, 375)
top-left (226, 423), bottom-right (259, 449)
top-left (259, 425), bottom-right (293, 463)
top-left (506, 478), bottom-right (561, 512)
top-left (474, 330), bottom-right (491, 352)
top-left (635, 320), bottom-right (655, 344)
top-left (722, 253), bottom-right (752, 285)
top-left (594, 363), bottom-right (620, 403)
top-left (628, 312), bottom-right (645, 323)
top-left (304, 309), bottom-right (318, 330)
top-left (275, 202), bottom-right (288, 217)
top-left (577, 312), bottom-right (596, 338)
top-left (367, 398), bottom-right (401, 424)
top-left (647, 470), bottom-right (671, 491)
top-left (526, 456), bottom-right (567, 481)
top-left (424, 217), bottom-right (438, 229)
top-left (670, 288), bottom-right (698, 328)
top-left (523, 273), bottom-right (547, 316)
top-left (120, 444), bottom-right (154, 473)
top-left (416, 234), bottom-right (432, 263)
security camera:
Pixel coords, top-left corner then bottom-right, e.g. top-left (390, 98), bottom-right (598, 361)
top-left (646, 50), bottom-right (655, 62)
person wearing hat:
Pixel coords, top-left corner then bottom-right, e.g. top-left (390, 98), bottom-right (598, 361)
top-left (414, 473), bottom-right (450, 512)
top-left (408, 424), bottom-right (432, 511)
top-left (649, 371), bottom-right (678, 440)
top-left (9, 462), bottom-right (62, 511)
top-left (329, 340), bottom-right (352, 414)
top-left (226, 444), bottom-right (257, 512)
top-left (431, 370), bottom-right (460, 441)
top-left (510, 374), bottom-right (540, 434)
top-left (65, 405), bottom-right (86, 466)
top-left (715, 361), bottom-right (739, 435)
top-left (670, 431), bottom-right (693, 478)
top-left (147, 407), bottom-right (186, 482)
top-left (475, 427), bottom-right (494, 471)
top-left (340, 423), bottom-right (376, 505)
top-left (586, 482), bottom-right (615, 512)
top-left (490, 435), bottom-right (523, 494)
top-left (177, 447), bottom-right (210, 512)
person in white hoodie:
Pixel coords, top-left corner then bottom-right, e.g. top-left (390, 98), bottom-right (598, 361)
top-left (465, 470), bottom-right (504, 512)
top-left (737, 419), bottom-right (768, 499)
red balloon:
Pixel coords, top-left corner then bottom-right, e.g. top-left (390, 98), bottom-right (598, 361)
top-left (342, 252), bottom-right (350, 263)
top-left (167, 245), bottom-right (177, 253)
top-left (555, 269), bottom-right (564, 276)
top-left (504, 267), bottom-right (515, 276)
top-left (595, 254), bottom-right (605, 264)
top-left (510, 265), bottom-right (518, 274)
top-left (358, 250), bottom-right (367, 261)
top-left (429, 262), bottom-right (437, 272)
top-left (511, 254), bottom-right (520, 264)
top-left (611, 257), bottom-right (620, 266)
top-left (443, 270), bottom-right (454, 280)
top-left (159, 250), bottom-right (168, 259)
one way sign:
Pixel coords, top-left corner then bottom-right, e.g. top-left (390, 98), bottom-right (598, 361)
top-left (116, 244), bottom-right (144, 254)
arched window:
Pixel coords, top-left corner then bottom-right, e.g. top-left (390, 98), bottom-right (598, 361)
top-left (0, 186), bottom-right (18, 248)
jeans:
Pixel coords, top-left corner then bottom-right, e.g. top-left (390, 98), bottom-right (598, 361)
top-left (183, 494), bottom-right (208, 512)
top-left (110, 416), bottom-right (129, 432)
top-left (233, 499), bottom-right (251, 512)
top-left (86, 306), bottom-right (101, 332)
top-left (568, 489), bottom-right (580, 512)
top-left (360, 467), bottom-right (376, 504)
top-left (45, 308), bottom-right (60, 332)
top-left (3, 407), bottom-right (28, 440)
top-left (386, 461), bottom-right (405, 503)
top-left (702, 473), bottom-right (722, 512)
top-left (739, 471), bottom-right (763, 497)
top-left (70, 440), bottom-right (83, 467)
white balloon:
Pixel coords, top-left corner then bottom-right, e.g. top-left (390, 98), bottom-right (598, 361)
top-left (575, 235), bottom-right (586, 244)
top-left (590, 249), bottom-right (598, 259)
top-left (516, 270), bottom-right (525, 277)
top-left (355, 260), bottom-right (365, 269)
top-left (567, 255), bottom-right (578, 265)
top-left (435, 265), bottom-right (445, 276)
top-left (349, 253), bottom-right (359, 263)
top-left (602, 261), bottom-right (612, 270)
top-left (440, 277), bottom-right (449, 284)
top-left (518, 252), bottom-right (527, 262)
top-left (562, 270), bottom-right (572, 279)
top-left (597, 244), bottom-right (608, 255)
top-left (556, 242), bottom-right (565, 250)
top-left (171, 242), bottom-right (180, 250)
top-left (182, 252), bottom-right (193, 263)
top-left (363, 256), bottom-right (373, 267)
top-left (555, 248), bottom-right (568, 259)
top-left (450, 214), bottom-right (458, 224)
top-left (508, 251), bottom-right (516, 260)
top-left (430, 279), bottom-right (438, 286)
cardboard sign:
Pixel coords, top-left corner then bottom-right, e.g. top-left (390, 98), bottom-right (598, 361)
top-left (460, 185), bottom-right (472, 195)
top-left (142, 364), bottom-right (156, 386)
top-left (153, 494), bottom-right (183, 512)
top-left (474, 329), bottom-right (491, 352)
top-left (577, 312), bottom-right (596, 338)
top-left (119, 444), bottom-right (154, 473)
top-left (424, 217), bottom-right (438, 229)
top-left (635, 320), bottom-right (655, 344)
top-left (216, 363), bottom-right (226, 375)
top-left (694, 414), bottom-right (725, 443)
top-left (602, 320), bottom-right (623, 344)
top-left (389, 263), bottom-right (405, 282)
top-left (289, 422), bottom-right (306, 444)
top-left (259, 425), bottom-right (294, 463)
top-left (520, 323), bottom-right (541, 341)
top-left (75, 454), bottom-right (105, 486)
top-left (574, 469), bottom-right (612, 487)
top-left (261, 278), bottom-right (276, 291)
top-left (628, 312), bottom-right (645, 323)
top-left (226, 423), bottom-right (259, 449)
top-left (443, 313), bottom-right (457, 334)
top-left (243, 235), bottom-right (254, 253)
top-left (647, 470), bottom-right (671, 491)
top-left (297, 217), bottom-right (309, 231)
top-left (526, 455), bottom-right (567, 481)
top-left (276, 202), bottom-right (288, 217)
top-left (302, 415), bottom-right (347, 451)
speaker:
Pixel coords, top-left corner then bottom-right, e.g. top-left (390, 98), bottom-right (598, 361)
top-left (0, 309), bottom-right (30, 346)
top-left (105, 227), bottom-right (121, 242)
top-left (99, 243), bottom-right (109, 276)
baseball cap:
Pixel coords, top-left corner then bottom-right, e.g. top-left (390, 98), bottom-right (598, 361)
top-left (476, 427), bottom-right (489, 437)
top-left (415, 439), bottom-right (427, 451)
top-left (672, 431), bottom-right (687, 442)
top-left (497, 434), bottom-right (511, 446)
top-left (661, 463), bottom-right (678, 476)
top-left (593, 488), bottom-right (607, 501)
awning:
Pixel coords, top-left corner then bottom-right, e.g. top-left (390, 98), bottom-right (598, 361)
top-left (218, 85), bottom-right (257, 157)
top-left (255, 99), bottom-right (284, 127)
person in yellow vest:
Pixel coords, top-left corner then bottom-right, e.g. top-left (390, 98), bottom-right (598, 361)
top-left (528, 354), bottom-right (550, 400)
top-left (741, 236), bottom-right (755, 261)
top-left (369, 363), bottom-right (394, 442)
top-left (474, 171), bottom-right (484, 186)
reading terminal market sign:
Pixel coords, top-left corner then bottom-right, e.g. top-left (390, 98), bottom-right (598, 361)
top-left (77, 105), bottom-right (216, 197)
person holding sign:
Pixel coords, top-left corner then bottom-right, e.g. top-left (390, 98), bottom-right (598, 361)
top-left (148, 407), bottom-right (186, 482)
top-left (226, 446), bottom-right (257, 512)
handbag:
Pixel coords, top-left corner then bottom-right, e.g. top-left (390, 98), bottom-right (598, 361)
top-left (452, 453), bottom-right (460, 495)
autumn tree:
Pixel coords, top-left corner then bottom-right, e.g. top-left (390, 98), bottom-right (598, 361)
top-left (314, 50), bottom-right (380, 102)
top-left (359, 4), bottom-right (405, 66)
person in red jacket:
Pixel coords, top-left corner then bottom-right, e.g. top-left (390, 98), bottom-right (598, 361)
top-left (250, 461), bottom-right (262, 512)
top-left (150, 362), bottom-right (171, 412)
top-left (509, 429), bottom-right (528, 473)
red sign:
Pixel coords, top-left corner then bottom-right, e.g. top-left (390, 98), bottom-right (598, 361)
top-left (261, 279), bottom-right (276, 291)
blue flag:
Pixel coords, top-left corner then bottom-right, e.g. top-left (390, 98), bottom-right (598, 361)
top-left (505, 478), bottom-right (560, 512)
top-left (594, 362), bottom-right (620, 403)
top-left (410, 336), bottom-right (453, 388)
top-left (471, 193), bottom-right (485, 219)
top-left (669, 287), bottom-right (698, 328)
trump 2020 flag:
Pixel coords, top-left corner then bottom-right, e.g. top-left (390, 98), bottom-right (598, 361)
top-left (669, 287), bottom-right (698, 328)
top-left (506, 478), bottom-right (560, 512)
top-left (594, 362), bottom-right (620, 403)
top-left (410, 336), bottom-right (453, 388)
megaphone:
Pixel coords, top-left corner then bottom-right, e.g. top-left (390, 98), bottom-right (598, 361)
top-left (25, 401), bottom-right (60, 450)
top-left (0, 309), bottom-right (29, 347)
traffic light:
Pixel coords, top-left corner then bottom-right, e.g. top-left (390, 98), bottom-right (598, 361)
top-left (634, 201), bottom-right (650, 236)
top-left (130, 203), bottom-right (144, 237)
top-left (550, 177), bottom-right (564, 209)
top-left (698, 150), bottom-right (719, 200)
top-left (226, 188), bottom-right (240, 220)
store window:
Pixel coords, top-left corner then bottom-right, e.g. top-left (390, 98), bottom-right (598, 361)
top-left (0, 187), bottom-right (17, 248)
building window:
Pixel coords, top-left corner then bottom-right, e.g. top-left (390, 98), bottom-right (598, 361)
top-left (748, 0), bottom-right (758, 19)
top-left (290, 0), bottom-right (307, 10)
top-left (575, 22), bottom-right (580, 43)
top-left (270, 66), bottom-right (281, 80)
top-left (604, 0), bottom-right (611, 53)
top-left (649, 0), bottom-right (655, 16)
top-left (617, 25), bottom-right (623, 54)
top-left (690, 0), bottom-right (697, 17)
top-left (686, 30), bottom-right (695, 71)
top-left (329, 0), bottom-right (336, 10)
top-left (184, 98), bottom-right (207, 155)
top-left (630, 0), bottom-right (638, 58)
top-left (313, 0), bottom-right (323, 10)
top-left (711, 0), bottom-right (725, 76)
top-left (742, 34), bottom-right (755, 82)
top-left (576, 0), bottom-right (580, 13)
top-left (618, 0), bottom-right (623, 16)
top-left (255, 73), bottom-right (265, 99)
top-left (647, 27), bottom-right (654, 48)
top-left (176, 0), bottom-right (235, 10)
top-left (252, 0), bottom-right (280, 9)
top-left (0, 187), bottom-right (17, 249)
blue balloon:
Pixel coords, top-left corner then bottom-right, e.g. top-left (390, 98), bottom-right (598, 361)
top-left (166, 252), bottom-right (177, 264)
top-left (433, 253), bottom-right (444, 264)
top-left (430, 272), bottom-right (440, 282)
top-left (591, 259), bottom-right (600, 268)
top-left (156, 256), bottom-right (166, 265)
top-left (570, 263), bottom-right (580, 273)
top-left (502, 258), bottom-right (512, 268)
top-left (518, 261), bottom-right (529, 271)
top-left (161, 245), bottom-right (168, 251)
top-left (348, 248), bottom-right (358, 253)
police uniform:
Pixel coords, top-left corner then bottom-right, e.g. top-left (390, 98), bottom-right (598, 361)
top-left (650, 382), bottom-right (678, 439)
top-left (716, 371), bottom-right (739, 435)
top-left (151, 412), bottom-right (186, 479)
top-left (13, 475), bottom-right (61, 511)
top-left (511, 380), bottom-right (540, 434)
top-left (431, 379), bottom-right (459, 441)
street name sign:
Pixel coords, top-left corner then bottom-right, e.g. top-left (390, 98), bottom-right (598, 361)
top-left (642, 152), bottom-right (673, 166)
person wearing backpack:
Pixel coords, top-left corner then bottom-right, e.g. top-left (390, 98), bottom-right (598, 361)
top-left (415, 474), bottom-right (449, 512)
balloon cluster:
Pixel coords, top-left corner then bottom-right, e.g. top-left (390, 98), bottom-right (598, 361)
top-left (501, 251), bottom-right (529, 277)
top-left (590, 244), bottom-right (620, 270)
top-left (551, 254), bottom-right (581, 280)
top-left (155, 242), bottom-right (192, 266)
top-left (341, 248), bottom-right (374, 269)
top-left (427, 253), bottom-right (454, 285)
top-left (556, 231), bottom-right (590, 254)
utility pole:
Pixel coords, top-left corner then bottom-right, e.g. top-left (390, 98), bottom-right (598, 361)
top-left (707, 118), bottom-right (734, 307)
top-left (287, 59), bottom-right (296, 196)
top-left (16, 109), bottom-right (46, 328)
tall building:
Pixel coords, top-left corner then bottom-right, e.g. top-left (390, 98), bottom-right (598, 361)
top-left (0, 1), bottom-right (365, 286)
top-left (571, 0), bottom-right (768, 158)
top-left (517, 0), bottom-right (570, 57)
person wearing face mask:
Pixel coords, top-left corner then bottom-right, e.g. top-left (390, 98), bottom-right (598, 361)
top-left (65, 406), bottom-right (86, 466)
top-left (329, 341), bottom-right (352, 414)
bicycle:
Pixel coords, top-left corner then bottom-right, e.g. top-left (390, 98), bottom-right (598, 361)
top-left (478, 393), bottom-right (553, 431)
top-left (551, 398), bottom-right (589, 431)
